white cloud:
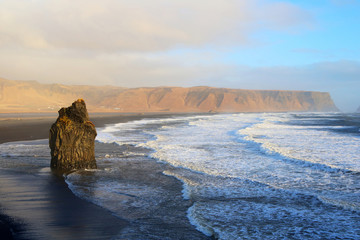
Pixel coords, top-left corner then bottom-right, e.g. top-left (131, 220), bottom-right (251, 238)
top-left (0, 0), bottom-right (313, 52)
top-left (0, 0), bottom-right (316, 86)
top-left (0, 0), bottom-right (315, 86)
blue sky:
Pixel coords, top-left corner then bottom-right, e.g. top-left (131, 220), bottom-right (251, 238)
top-left (0, 0), bottom-right (359, 111)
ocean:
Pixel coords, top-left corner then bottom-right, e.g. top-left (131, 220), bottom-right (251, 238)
top-left (1, 112), bottom-right (360, 239)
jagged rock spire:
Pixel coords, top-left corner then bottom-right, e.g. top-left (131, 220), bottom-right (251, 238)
top-left (49, 99), bottom-right (97, 173)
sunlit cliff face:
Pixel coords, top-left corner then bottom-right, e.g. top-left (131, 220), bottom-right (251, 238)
top-left (0, 78), bottom-right (338, 113)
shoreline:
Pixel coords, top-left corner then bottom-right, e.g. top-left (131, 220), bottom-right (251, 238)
top-left (0, 112), bottom-right (205, 144)
top-left (0, 112), bottom-right (212, 239)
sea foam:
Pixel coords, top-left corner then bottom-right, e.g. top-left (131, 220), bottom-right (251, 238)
top-left (75, 113), bottom-right (360, 239)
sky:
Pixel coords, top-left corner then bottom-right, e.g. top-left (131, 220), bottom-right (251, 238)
top-left (0, 0), bottom-right (359, 111)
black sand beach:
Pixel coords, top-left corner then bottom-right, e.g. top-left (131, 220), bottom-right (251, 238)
top-left (0, 113), bottom-right (212, 239)
top-left (0, 112), bottom-right (177, 144)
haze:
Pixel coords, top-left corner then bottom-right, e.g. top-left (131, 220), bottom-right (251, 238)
top-left (0, 0), bottom-right (359, 112)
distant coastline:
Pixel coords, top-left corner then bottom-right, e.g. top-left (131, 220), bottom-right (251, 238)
top-left (0, 77), bottom-right (338, 113)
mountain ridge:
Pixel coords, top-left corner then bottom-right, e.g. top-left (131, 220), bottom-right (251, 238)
top-left (0, 78), bottom-right (338, 113)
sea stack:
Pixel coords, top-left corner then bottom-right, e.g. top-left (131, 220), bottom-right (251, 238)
top-left (49, 99), bottom-right (97, 172)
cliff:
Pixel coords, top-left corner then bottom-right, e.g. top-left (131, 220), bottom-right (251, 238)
top-left (0, 78), bottom-right (338, 113)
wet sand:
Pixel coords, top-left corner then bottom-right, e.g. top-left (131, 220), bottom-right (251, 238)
top-left (0, 169), bottom-right (128, 240)
top-left (0, 112), bottom-right (178, 144)
top-left (0, 112), bottom-right (211, 239)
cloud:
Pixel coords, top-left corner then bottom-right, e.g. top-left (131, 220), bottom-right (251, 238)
top-left (0, 0), bottom-right (315, 85)
top-left (0, 0), bottom-right (313, 52)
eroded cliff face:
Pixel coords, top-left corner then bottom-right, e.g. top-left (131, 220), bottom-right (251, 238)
top-left (0, 78), bottom-right (338, 113)
top-left (49, 99), bottom-right (97, 172)
top-left (98, 87), bottom-right (338, 112)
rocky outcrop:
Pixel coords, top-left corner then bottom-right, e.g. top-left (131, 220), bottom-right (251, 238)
top-left (1, 78), bottom-right (338, 113)
top-left (49, 99), bottom-right (97, 172)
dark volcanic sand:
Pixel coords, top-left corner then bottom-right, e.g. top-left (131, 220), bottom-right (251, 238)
top-left (0, 169), bottom-right (128, 240)
top-left (0, 112), bottom-right (177, 144)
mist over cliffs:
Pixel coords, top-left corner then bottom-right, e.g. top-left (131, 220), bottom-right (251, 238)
top-left (0, 78), bottom-right (338, 113)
